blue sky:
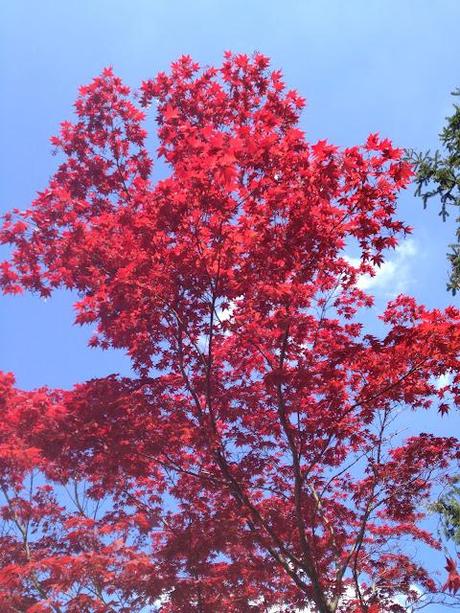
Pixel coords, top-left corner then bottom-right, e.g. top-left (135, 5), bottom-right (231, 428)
top-left (1, 1), bottom-right (459, 608)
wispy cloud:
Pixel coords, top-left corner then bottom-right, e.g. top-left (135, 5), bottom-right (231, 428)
top-left (345, 239), bottom-right (417, 296)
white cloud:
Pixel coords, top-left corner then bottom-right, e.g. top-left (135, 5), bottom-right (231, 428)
top-left (217, 299), bottom-right (236, 323)
top-left (345, 239), bottom-right (417, 296)
top-left (434, 371), bottom-right (453, 390)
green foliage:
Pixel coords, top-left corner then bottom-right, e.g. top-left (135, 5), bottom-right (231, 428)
top-left (432, 477), bottom-right (460, 546)
top-left (411, 90), bottom-right (460, 566)
top-left (409, 88), bottom-right (460, 294)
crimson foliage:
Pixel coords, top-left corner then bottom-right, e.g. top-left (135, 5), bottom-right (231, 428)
top-left (1, 54), bottom-right (460, 612)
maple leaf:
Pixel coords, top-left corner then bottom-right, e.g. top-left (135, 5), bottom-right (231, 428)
top-left (163, 104), bottom-right (180, 122)
top-left (444, 557), bottom-right (460, 594)
top-left (439, 402), bottom-right (450, 416)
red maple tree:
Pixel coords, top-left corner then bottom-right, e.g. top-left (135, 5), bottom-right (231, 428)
top-left (1, 53), bottom-right (460, 612)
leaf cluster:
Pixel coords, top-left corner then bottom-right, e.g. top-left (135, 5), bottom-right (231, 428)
top-left (409, 88), bottom-right (460, 293)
